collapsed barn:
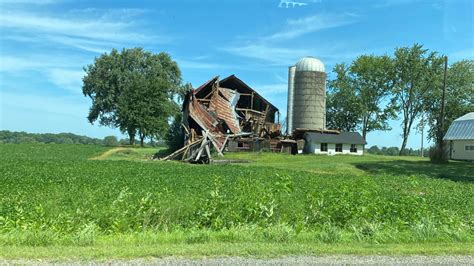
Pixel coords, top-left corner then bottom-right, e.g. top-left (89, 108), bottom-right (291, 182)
top-left (161, 56), bottom-right (366, 163)
top-left (162, 75), bottom-right (283, 163)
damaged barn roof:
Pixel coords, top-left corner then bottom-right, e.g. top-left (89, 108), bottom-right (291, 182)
top-left (174, 75), bottom-right (282, 163)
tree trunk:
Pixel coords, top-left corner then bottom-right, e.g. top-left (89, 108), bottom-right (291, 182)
top-left (400, 136), bottom-right (408, 155)
top-left (140, 135), bottom-right (145, 147)
top-left (128, 128), bottom-right (136, 146)
top-left (399, 120), bottom-right (409, 155)
top-left (362, 116), bottom-right (368, 141)
top-left (139, 130), bottom-right (145, 147)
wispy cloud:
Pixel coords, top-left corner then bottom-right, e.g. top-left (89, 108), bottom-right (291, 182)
top-left (47, 68), bottom-right (84, 93)
top-left (0, 9), bottom-right (166, 53)
top-left (176, 59), bottom-right (230, 70)
top-left (268, 12), bottom-right (359, 41)
top-left (222, 44), bottom-right (312, 65)
top-left (222, 12), bottom-right (360, 66)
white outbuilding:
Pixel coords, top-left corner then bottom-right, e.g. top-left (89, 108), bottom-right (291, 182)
top-left (444, 112), bottom-right (474, 161)
top-left (304, 131), bottom-right (366, 155)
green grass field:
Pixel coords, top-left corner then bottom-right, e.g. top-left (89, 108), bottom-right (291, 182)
top-left (0, 144), bottom-right (473, 259)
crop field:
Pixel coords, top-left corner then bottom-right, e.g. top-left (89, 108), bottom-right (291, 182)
top-left (0, 144), bottom-right (473, 259)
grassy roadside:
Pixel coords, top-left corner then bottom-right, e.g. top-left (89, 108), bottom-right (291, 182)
top-left (1, 242), bottom-right (472, 260)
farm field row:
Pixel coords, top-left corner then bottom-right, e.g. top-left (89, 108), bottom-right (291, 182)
top-left (0, 144), bottom-right (472, 259)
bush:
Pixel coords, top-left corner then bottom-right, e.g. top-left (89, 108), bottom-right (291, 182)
top-left (103, 136), bottom-right (119, 147)
top-left (429, 144), bottom-right (449, 164)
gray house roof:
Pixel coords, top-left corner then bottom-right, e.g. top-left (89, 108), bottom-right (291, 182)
top-left (444, 112), bottom-right (474, 140)
top-left (304, 131), bottom-right (367, 145)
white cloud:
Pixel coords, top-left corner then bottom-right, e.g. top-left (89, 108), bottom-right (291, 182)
top-left (222, 12), bottom-right (360, 65)
top-left (47, 68), bottom-right (84, 93)
top-left (223, 44), bottom-right (312, 65)
top-left (268, 13), bottom-right (359, 41)
top-left (0, 9), bottom-right (167, 54)
top-left (176, 59), bottom-right (230, 70)
top-left (0, 12), bottom-right (150, 43)
top-left (252, 83), bottom-right (288, 95)
top-left (0, 55), bottom-right (87, 72)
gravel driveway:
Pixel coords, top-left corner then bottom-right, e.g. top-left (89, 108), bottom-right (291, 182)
top-left (2, 256), bottom-right (473, 265)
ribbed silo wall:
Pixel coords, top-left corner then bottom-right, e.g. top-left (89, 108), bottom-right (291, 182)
top-left (287, 66), bottom-right (296, 134)
top-left (292, 71), bottom-right (326, 130)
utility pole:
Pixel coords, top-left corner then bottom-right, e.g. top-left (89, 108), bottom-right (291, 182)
top-left (439, 56), bottom-right (448, 154)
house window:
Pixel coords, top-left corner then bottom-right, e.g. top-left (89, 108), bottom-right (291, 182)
top-left (320, 143), bottom-right (328, 152)
top-left (465, 145), bottom-right (474, 151)
top-left (350, 144), bottom-right (357, 153)
top-left (335, 143), bottom-right (343, 152)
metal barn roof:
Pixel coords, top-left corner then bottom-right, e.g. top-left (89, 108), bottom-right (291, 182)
top-left (444, 112), bottom-right (474, 140)
top-left (304, 131), bottom-right (367, 145)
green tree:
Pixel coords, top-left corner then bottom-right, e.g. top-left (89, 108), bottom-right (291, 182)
top-left (327, 56), bottom-right (396, 140)
top-left (82, 48), bottom-right (182, 146)
top-left (103, 136), bottom-right (119, 147)
top-left (392, 44), bottom-right (444, 155)
top-left (424, 60), bottom-right (474, 143)
top-left (326, 64), bottom-right (361, 131)
top-left (348, 55), bottom-right (396, 140)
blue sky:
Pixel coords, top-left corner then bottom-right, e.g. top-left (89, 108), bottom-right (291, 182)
top-left (0, 0), bottom-right (472, 148)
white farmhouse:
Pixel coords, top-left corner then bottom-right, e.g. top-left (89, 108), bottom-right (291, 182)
top-left (444, 112), bottom-right (474, 161)
top-left (303, 132), bottom-right (366, 155)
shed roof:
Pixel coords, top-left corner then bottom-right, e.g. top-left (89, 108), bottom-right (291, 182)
top-left (444, 112), bottom-right (474, 140)
top-left (304, 131), bottom-right (367, 145)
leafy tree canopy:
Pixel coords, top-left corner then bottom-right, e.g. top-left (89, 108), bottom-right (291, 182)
top-left (82, 48), bottom-right (182, 146)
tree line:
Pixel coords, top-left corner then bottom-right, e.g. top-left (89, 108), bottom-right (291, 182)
top-left (327, 44), bottom-right (473, 157)
top-left (0, 131), bottom-right (166, 147)
top-left (0, 130), bottom-right (102, 145)
top-left (367, 145), bottom-right (429, 157)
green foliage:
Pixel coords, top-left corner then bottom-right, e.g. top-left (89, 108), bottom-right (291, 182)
top-left (424, 60), bottom-right (474, 143)
top-left (392, 44), bottom-right (445, 154)
top-left (165, 113), bottom-right (184, 152)
top-left (327, 55), bottom-right (396, 139)
top-left (0, 144), bottom-right (472, 247)
top-left (0, 130), bottom-right (102, 145)
top-left (82, 48), bottom-right (182, 146)
top-left (327, 63), bottom-right (360, 131)
top-left (103, 136), bottom-right (119, 147)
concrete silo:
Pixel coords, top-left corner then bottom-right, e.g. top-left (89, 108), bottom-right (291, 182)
top-left (290, 56), bottom-right (326, 131)
top-left (286, 66), bottom-right (296, 134)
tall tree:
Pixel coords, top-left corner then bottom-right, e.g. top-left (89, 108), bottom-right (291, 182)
top-left (424, 59), bottom-right (474, 142)
top-left (327, 56), bottom-right (396, 140)
top-left (326, 63), bottom-right (361, 131)
top-left (82, 48), bottom-right (182, 146)
top-left (348, 55), bottom-right (396, 140)
top-left (392, 44), bottom-right (444, 154)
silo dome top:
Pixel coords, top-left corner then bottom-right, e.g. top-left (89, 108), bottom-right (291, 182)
top-left (295, 56), bottom-right (325, 72)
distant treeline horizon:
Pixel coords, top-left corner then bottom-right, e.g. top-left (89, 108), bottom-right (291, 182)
top-left (0, 130), bottom-right (164, 147)
top-left (1, 130), bottom-right (427, 156)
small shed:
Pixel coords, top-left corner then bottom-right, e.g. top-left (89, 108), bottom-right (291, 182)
top-left (303, 132), bottom-right (366, 155)
top-left (444, 112), bottom-right (474, 161)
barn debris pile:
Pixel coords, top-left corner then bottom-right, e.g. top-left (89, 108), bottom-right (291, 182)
top-left (161, 75), bottom-right (282, 163)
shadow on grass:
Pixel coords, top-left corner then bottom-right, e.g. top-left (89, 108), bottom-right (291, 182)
top-left (355, 160), bottom-right (473, 183)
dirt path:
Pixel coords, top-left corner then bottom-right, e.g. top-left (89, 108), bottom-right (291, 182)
top-left (90, 147), bottom-right (127, 160)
